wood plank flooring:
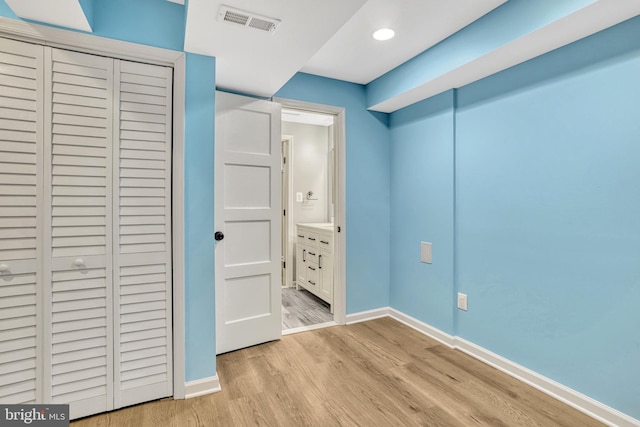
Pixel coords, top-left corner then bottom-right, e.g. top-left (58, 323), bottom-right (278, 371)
top-left (71, 317), bottom-right (603, 427)
top-left (282, 287), bottom-right (333, 330)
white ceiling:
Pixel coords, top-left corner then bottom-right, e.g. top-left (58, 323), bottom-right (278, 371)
top-left (6, 0), bottom-right (640, 112)
top-left (300, 0), bottom-right (506, 85)
top-left (184, 0), bottom-right (368, 98)
top-left (5, 0), bottom-right (91, 31)
top-left (184, 0), bottom-right (505, 95)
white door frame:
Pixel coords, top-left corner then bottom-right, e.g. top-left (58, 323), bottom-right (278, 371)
top-left (274, 98), bottom-right (347, 326)
top-left (0, 17), bottom-right (188, 399)
top-left (282, 135), bottom-right (294, 289)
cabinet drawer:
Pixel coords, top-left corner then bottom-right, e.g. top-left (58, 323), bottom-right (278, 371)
top-left (296, 231), bottom-right (307, 245)
top-left (318, 234), bottom-right (333, 251)
top-left (305, 248), bottom-right (319, 264)
top-left (305, 232), bottom-right (319, 246)
top-left (306, 263), bottom-right (319, 288)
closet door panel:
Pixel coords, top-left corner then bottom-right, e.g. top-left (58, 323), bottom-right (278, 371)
top-left (113, 60), bottom-right (172, 408)
top-left (45, 48), bottom-right (113, 419)
top-left (0, 37), bottom-right (43, 405)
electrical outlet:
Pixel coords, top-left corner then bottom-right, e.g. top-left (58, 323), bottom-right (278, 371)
top-left (457, 292), bottom-right (468, 311)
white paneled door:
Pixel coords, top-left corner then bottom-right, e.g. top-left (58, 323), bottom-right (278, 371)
top-left (215, 91), bottom-right (281, 354)
top-left (0, 38), bottom-right (173, 420)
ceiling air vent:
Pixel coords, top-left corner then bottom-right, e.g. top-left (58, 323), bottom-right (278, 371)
top-left (218, 6), bottom-right (281, 33)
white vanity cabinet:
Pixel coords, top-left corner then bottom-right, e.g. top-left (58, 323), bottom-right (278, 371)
top-left (295, 223), bottom-right (334, 312)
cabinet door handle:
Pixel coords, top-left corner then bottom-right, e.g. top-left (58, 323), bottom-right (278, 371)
top-left (308, 251), bottom-right (316, 256)
top-left (319, 255), bottom-right (322, 269)
top-left (308, 266), bottom-right (316, 271)
top-left (308, 237), bottom-right (316, 241)
top-left (303, 249), bottom-right (306, 262)
top-left (308, 280), bottom-right (316, 285)
top-left (320, 240), bottom-right (329, 245)
top-left (297, 234), bottom-right (304, 238)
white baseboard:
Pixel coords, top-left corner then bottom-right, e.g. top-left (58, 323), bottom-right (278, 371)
top-left (184, 374), bottom-right (221, 399)
top-left (346, 307), bottom-right (640, 427)
top-left (388, 308), bottom-right (456, 348)
top-left (345, 307), bottom-right (390, 324)
top-left (454, 338), bottom-right (640, 427)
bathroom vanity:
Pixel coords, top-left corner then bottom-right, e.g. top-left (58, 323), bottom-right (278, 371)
top-left (295, 223), bottom-right (334, 312)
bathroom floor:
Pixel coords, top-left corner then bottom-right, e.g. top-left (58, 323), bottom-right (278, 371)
top-left (282, 287), bottom-right (332, 330)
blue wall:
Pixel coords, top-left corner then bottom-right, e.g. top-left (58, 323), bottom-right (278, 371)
top-left (0, 0), bottom-right (217, 383)
top-left (389, 16), bottom-right (640, 419)
top-left (390, 92), bottom-right (455, 333)
top-left (184, 53), bottom-right (216, 380)
top-left (276, 74), bottom-right (391, 313)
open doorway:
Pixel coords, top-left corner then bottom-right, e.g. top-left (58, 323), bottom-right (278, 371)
top-left (280, 108), bottom-right (338, 333)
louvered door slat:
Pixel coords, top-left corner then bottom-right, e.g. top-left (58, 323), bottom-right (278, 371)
top-left (113, 59), bottom-right (172, 408)
top-left (45, 47), bottom-right (113, 419)
top-left (0, 37), bottom-right (43, 406)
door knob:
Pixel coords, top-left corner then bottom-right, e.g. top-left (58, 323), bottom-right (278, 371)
top-left (73, 258), bottom-right (85, 267)
top-left (214, 231), bottom-right (224, 241)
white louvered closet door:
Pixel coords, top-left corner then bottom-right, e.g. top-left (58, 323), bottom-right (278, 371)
top-left (44, 48), bottom-right (114, 420)
top-left (0, 37), bottom-right (43, 406)
top-left (113, 59), bottom-right (173, 408)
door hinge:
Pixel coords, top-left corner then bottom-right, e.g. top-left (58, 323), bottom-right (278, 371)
top-left (337, 226), bottom-right (341, 232)
top-left (283, 261), bottom-right (286, 269)
top-left (283, 156), bottom-right (286, 164)
top-left (283, 209), bottom-right (286, 216)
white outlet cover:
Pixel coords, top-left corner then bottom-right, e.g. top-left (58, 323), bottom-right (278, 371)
top-left (457, 292), bottom-right (468, 311)
top-left (420, 242), bottom-right (432, 264)
top-left (296, 192), bottom-right (303, 202)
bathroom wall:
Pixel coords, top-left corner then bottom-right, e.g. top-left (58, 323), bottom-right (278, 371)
top-left (283, 120), bottom-right (331, 284)
top-left (284, 121), bottom-right (331, 225)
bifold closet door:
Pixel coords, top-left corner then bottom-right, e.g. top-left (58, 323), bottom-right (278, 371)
top-left (112, 59), bottom-right (173, 408)
top-left (45, 47), bottom-right (114, 419)
top-left (44, 49), bottom-right (173, 418)
top-left (0, 37), bottom-right (44, 405)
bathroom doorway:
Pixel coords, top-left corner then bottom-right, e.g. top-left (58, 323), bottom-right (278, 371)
top-left (279, 104), bottom-right (344, 334)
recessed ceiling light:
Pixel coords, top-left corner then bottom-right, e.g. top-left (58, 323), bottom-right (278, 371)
top-left (373, 28), bottom-right (395, 41)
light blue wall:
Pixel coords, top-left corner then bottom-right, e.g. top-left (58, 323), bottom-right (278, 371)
top-left (367, 0), bottom-right (596, 109)
top-left (184, 53), bottom-right (216, 380)
top-left (389, 91), bottom-right (455, 333)
top-left (91, 0), bottom-right (184, 51)
top-left (276, 73), bottom-right (391, 313)
top-left (389, 16), bottom-right (640, 419)
top-left (0, 0), bottom-right (217, 383)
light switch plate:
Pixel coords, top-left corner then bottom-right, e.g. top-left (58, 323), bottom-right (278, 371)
top-left (296, 192), bottom-right (303, 202)
top-left (420, 242), bottom-right (432, 264)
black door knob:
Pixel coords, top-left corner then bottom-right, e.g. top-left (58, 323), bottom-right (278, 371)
top-left (214, 231), bottom-right (224, 241)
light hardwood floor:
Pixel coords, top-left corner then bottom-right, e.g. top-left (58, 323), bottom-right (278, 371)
top-left (72, 317), bottom-right (603, 426)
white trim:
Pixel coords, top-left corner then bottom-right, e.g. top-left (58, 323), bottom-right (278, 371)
top-left (184, 375), bottom-right (222, 399)
top-left (0, 17), bottom-right (182, 66)
top-left (282, 135), bottom-right (294, 289)
top-left (282, 321), bottom-right (338, 336)
top-left (388, 308), bottom-right (456, 348)
top-left (345, 307), bottom-right (640, 427)
top-left (171, 54), bottom-right (187, 400)
top-left (455, 338), bottom-right (640, 427)
top-left (0, 16), bottom-right (188, 403)
top-left (274, 97), bottom-right (347, 326)
top-left (345, 307), bottom-right (390, 325)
